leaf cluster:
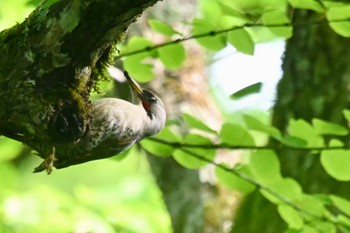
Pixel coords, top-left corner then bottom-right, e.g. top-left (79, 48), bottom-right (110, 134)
top-left (137, 110), bottom-right (350, 232)
top-left (117, 0), bottom-right (350, 82)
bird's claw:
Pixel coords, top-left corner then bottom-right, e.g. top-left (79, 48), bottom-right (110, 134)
top-left (33, 147), bottom-right (57, 174)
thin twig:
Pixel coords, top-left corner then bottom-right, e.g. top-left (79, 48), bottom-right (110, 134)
top-left (148, 137), bottom-right (349, 151)
top-left (116, 18), bottom-right (350, 59)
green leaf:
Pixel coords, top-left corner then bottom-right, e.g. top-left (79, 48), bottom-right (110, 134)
top-left (122, 37), bottom-right (155, 82)
top-left (122, 37), bottom-right (153, 54)
top-left (261, 178), bottom-right (303, 204)
top-left (140, 127), bottom-right (180, 157)
top-left (200, 0), bottom-right (226, 25)
top-left (330, 195), bottom-right (350, 216)
top-left (312, 118), bottom-right (348, 136)
top-left (158, 44), bottom-right (186, 69)
top-left (182, 113), bottom-right (216, 133)
top-left (263, 10), bottom-right (292, 38)
top-left (218, 0), bottom-right (264, 21)
top-left (243, 114), bottom-right (282, 140)
top-left (227, 28), bottom-right (255, 55)
top-left (288, 0), bottom-right (326, 13)
top-left (219, 123), bottom-right (255, 146)
top-left (148, 19), bottom-right (180, 36)
top-left (343, 109), bottom-right (350, 122)
top-left (124, 58), bottom-right (154, 82)
top-left (249, 150), bottom-right (282, 184)
top-left (279, 135), bottom-right (307, 148)
top-left (326, 5), bottom-right (350, 37)
top-left (296, 195), bottom-right (326, 217)
top-left (230, 82), bottom-right (262, 99)
top-left (337, 215), bottom-right (350, 229)
top-left (215, 164), bottom-right (256, 194)
top-left (307, 222), bottom-right (336, 233)
top-left (173, 134), bottom-right (215, 169)
top-left (301, 226), bottom-right (318, 233)
top-left (192, 18), bottom-right (227, 51)
top-left (278, 205), bottom-right (304, 229)
top-left (321, 139), bottom-right (350, 181)
top-left (287, 119), bottom-right (324, 147)
top-left (284, 229), bottom-right (299, 233)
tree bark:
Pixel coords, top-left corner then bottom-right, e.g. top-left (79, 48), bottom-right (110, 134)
top-left (0, 0), bottom-right (160, 159)
top-left (231, 10), bottom-right (350, 233)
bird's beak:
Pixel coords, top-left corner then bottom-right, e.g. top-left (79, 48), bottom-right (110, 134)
top-left (124, 71), bottom-right (144, 96)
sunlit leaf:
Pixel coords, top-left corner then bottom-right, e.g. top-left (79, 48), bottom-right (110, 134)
top-left (192, 18), bottom-right (227, 51)
top-left (219, 0), bottom-right (264, 21)
top-left (284, 229), bottom-right (300, 233)
top-left (261, 178), bottom-right (303, 204)
top-left (308, 222), bottom-right (336, 233)
top-left (182, 113), bottom-right (216, 133)
top-left (148, 19), bottom-right (180, 36)
top-left (263, 10), bottom-right (292, 38)
top-left (227, 28), bottom-right (255, 55)
top-left (326, 5), bottom-right (350, 37)
top-left (200, 0), bottom-right (225, 25)
top-left (278, 205), bottom-right (304, 229)
top-left (296, 194), bottom-right (326, 218)
top-left (330, 195), bottom-right (350, 216)
top-left (243, 114), bottom-right (282, 140)
top-left (279, 135), bottom-right (307, 148)
top-left (312, 118), bottom-right (348, 136)
top-left (343, 109), bottom-right (350, 122)
top-left (124, 58), bottom-right (154, 82)
top-left (122, 37), bottom-right (155, 82)
top-left (215, 164), bottom-right (256, 194)
top-left (173, 134), bottom-right (215, 169)
top-left (219, 123), bottom-right (255, 146)
top-left (230, 82), bottom-right (262, 99)
top-left (158, 44), bottom-right (186, 69)
top-left (321, 139), bottom-right (350, 181)
top-left (302, 226), bottom-right (318, 233)
top-left (249, 150), bottom-right (282, 184)
top-left (288, 0), bottom-right (326, 13)
top-left (337, 215), bottom-right (350, 229)
top-left (287, 119), bottom-right (324, 147)
top-left (122, 37), bottom-right (153, 55)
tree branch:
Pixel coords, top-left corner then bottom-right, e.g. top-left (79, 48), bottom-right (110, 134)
top-left (115, 18), bottom-right (350, 59)
top-left (148, 137), bottom-right (349, 151)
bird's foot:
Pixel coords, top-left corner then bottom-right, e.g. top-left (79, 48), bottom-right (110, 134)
top-left (33, 147), bottom-right (57, 174)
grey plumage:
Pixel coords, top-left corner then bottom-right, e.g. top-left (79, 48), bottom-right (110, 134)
top-left (34, 71), bottom-right (166, 173)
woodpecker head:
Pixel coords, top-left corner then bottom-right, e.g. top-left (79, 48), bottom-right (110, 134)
top-left (124, 71), bottom-right (166, 125)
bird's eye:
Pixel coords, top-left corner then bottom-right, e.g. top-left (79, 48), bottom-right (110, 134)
top-left (149, 96), bottom-right (157, 103)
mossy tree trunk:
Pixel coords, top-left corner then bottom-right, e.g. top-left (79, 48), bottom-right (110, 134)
top-left (0, 0), bottom-right (160, 158)
top-left (231, 10), bottom-right (350, 233)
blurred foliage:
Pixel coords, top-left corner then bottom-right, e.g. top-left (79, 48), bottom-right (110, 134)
top-left (0, 0), bottom-right (35, 30)
top-left (3, 0), bottom-right (350, 232)
top-left (0, 147), bottom-right (171, 233)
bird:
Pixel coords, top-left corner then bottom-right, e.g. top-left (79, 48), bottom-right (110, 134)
top-left (34, 71), bottom-right (166, 174)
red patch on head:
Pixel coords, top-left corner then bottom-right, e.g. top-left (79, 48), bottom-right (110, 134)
top-left (142, 100), bottom-right (151, 112)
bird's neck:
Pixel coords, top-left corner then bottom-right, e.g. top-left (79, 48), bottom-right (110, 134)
top-left (141, 107), bottom-right (166, 138)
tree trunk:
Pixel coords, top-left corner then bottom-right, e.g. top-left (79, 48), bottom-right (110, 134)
top-left (231, 10), bottom-right (350, 233)
top-left (0, 0), bottom-right (160, 161)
